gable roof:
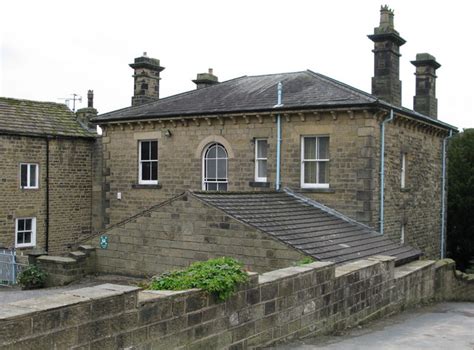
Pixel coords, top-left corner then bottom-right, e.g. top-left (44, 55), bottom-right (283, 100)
top-left (192, 190), bottom-right (421, 266)
top-left (93, 70), bottom-right (456, 130)
top-left (0, 97), bottom-right (96, 138)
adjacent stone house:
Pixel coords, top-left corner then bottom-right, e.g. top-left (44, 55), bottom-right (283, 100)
top-left (89, 6), bottom-right (456, 271)
top-left (0, 95), bottom-right (100, 255)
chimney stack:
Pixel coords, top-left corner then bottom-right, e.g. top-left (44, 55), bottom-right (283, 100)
top-left (76, 89), bottom-right (98, 132)
top-left (129, 52), bottom-right (165, 106)
top-left (192, 68), bottom-right (219, 89)
top-left (411, 53), bottom-right (441, 118)
top-left (368, 6), bottom-right (406, 106)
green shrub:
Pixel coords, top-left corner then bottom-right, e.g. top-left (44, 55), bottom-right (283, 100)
top-left (296, 256), bottom-right (314, 266)
top-left (17, 265), bottom-right (47, 289)
top-left (149, 257), bottom-right (249, 300)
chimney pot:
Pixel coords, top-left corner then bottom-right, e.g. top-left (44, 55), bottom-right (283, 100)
top-left (193, 68), bottom-right (219, 89)
top-left (87, 90), bottom-right (94, 108)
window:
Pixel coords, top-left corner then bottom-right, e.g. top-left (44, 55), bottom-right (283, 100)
top-left (400, 152), bottom-right (407, 189)
top-left (255, 139), bottom-right (268, 182)
top-left (203, 143), bottom-right (228, 191)
top-left (301, 136), bottom-right (330, 188)
top-left (20, 163), bottom-right (38, 189)
top-left (139, 140), bottom-right (158, 184)
top-left (15, 218), bottom-right (36, 248)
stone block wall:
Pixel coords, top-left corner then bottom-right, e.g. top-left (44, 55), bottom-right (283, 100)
top-left (101, 110), bottom-right (380, 228)
top-left (0, 134), bottom-right (96, 255)
top-left (48, 138), bottom-right (95, 253)
top-left (0, 135), bottom-right (47, 252)
top-left (86, 194), bottom-right (306, 276)
top-left (379, 121), bottom-right (444, 258)
top-left (35, 245), bottom-right (96, 287)
top-left (2, 256), bottom-right (472, 349)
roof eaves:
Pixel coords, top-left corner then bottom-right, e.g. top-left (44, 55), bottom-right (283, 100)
top-left (375, 101), bottom-right (458, 130)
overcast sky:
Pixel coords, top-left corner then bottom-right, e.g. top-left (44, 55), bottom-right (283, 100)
top-left (1, 0), bottom-right (473, 129)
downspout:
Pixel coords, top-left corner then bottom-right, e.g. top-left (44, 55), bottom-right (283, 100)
top-left (275, 82), bottom-right (283, 190)
top-left (45, 137), bottom-right (50, 253)
top-left (440, 129), bottom-right (453, 258)
top-left (379, 109), bottom-right (394, 235)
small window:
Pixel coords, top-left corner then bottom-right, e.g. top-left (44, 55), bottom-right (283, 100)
top-left (203, 143), bottom-right (228, 191)
top-left (301, 136), bottom-right (330, 188)
top-left (20, 163), bottom-right (38, 189)
top-left (255, 139), bottom-right (268, 182)
top-left (15, 218), bottom-right (36, 248)
top-left (400, 152), bottom-right (407, 189)
top-left (139, 140), bottom-right (158, 185)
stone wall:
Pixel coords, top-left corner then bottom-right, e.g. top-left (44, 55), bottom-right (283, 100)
top-left (379, 121), bottom-right (444, 258)
top-left (0, 134), bottom-right (96, 255)
top-left (0, 135), bottom-right (47, 251)
top-left (35, 245), bottom-right (96, 287)
top-left (101, 111), bottom-right (381, 228)
top-left (2, 256), bottom-right (472, 349)
top-left (86, 193), bottom-right (306, 276)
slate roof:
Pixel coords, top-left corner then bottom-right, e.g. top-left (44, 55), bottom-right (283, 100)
top-left (93, 70), bottom-right (456, 130)
top-left (192, 190), bottom-right (421, 266)
top-left (0, 97), bottom-right (96, 138)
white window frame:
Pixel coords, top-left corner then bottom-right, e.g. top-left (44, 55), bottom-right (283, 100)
top-left (400, 223), bottom-right (405, 244)
top-left (301, 136), bottom-right (330, 189)
top-left (138, 140), bottom-right (158, 185)
top-left (15, 217), bottom-right (36, 248)
top-left (400, 152), bottom-right (406, 189)
top-left (254, 139), bottom-right (268, 182)
top-left (202, 143), bottom-right (228, 191)
top-left (19, 163), bottom-right (39, 189)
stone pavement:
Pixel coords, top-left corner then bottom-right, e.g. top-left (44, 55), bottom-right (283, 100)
top-left (268, 302), bottom-right (474, 350)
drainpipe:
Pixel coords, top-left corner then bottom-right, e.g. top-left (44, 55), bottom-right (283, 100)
top-left (440, 129), bottom-right (453, 258)
top-left (379, 109), bottom-right (394, 235)
top-left (45, 137), bottom-right (50, 253)
top-left (275, 82), bottom-right (283, 190)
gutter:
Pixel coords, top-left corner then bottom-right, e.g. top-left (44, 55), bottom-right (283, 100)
top-left (379, 109), bottom-right (394, 235)
top-left (440, 129), bottom-right (454, 258)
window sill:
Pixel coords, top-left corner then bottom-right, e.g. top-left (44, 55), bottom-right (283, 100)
top-left (400, 188), bottom-right (411, 193)
top-left (132, 183), bottom-right (162, 189)
top-left (249, 181), bottom-right (271, 188)
top-left (297, 188), bottom-right (335, 193)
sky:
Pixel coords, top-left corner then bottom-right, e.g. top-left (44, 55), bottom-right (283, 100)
top-left (1, 0), bottom-right (473, 130)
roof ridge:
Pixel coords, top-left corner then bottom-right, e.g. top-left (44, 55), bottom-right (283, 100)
top-left (0, 96), bottom-right (72, 108)
top-left (305, 70), bottom-right (378, 103)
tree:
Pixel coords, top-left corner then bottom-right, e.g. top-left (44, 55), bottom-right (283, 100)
top-left (447, 129), bottom-right (474, 271)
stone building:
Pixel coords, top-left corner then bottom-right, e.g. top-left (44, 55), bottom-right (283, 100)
top-left (0, 95), bottom-right (100, 255)
top-left (88, 6), bottom-right (456, 273)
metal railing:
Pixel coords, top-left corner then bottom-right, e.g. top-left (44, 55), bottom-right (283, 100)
top-left (0, 248), bottom-right (27, 285)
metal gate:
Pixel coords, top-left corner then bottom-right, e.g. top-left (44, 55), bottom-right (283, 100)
top-left (0, 248), bottom-right (25, 285)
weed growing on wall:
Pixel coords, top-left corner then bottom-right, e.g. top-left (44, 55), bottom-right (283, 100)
top-left (149, 257), bottom-right (249, 300)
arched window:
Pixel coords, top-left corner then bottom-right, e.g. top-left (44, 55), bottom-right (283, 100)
top-left (203, 143), bottom-right (228, 191)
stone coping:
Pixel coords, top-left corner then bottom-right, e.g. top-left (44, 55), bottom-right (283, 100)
top-left (0, 283), bottom-right (140, 321)
top-left (37, 255), bottom-right (77, 264)
top-left (394, 260), bottom-right (435, 279)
